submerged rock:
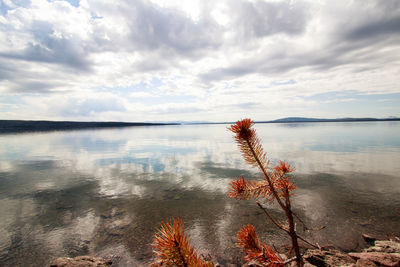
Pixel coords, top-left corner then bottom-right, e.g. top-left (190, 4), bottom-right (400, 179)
top-left (50, 256), bottom-right (112, 267)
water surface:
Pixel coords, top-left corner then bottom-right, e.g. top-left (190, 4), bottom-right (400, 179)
top-left (0, 122), bottom-right (399, 266)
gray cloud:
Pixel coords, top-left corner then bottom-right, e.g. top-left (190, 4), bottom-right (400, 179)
top-left (201, 1), bottom-right (400, 83)
top-left (0, 55), bottom-right (77, 93)
top-left (345, 16), bottom-right (400, 41)
top-left (126, 1), bottom-right (221, 55)
top-left (0, 20), bottom-right (91, 71)
top-left (229, 0), bottom-right (310, 38)
top-left (0, 61), bottom-right (17, 80)
top-left (333, 1), bottom-right (400, 54)
top-left (199, 66), bottom-right (253, 82)
top-left (375, 0), bottom-right (400, 12)
top-left (12, 81), bottom-right (61, 93)
top-left (201, 39), bottom-right (397, 83)
top-left (83, 0), bottom-right (223, 61)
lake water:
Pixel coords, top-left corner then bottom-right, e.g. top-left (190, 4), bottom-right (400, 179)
top-left (0, 122), bottom-right (399, 266)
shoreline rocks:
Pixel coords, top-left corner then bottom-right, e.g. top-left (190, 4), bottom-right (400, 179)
top-left (303, 249), bottom-right (356, 266)
top-left (304, 238), bottom-right (400, 267)
top-left (49, 237), bottom-right (400, 267)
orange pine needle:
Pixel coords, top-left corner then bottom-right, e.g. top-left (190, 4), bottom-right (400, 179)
top-left (228, 119), bottom-right (269, 169)
top-left (152, 218), bottom-right (213, 267)
top-left (237, 225), bottom-right (284, 266)
top-left (274, 161), bottom-right (294, 174)
top-left (227, 119), bottom-right (296, 201)
top-left (227, 177), bottom-right (251, 200)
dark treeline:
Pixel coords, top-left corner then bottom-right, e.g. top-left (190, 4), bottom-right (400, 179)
top-left (0, 120), bottom-right (177, 133)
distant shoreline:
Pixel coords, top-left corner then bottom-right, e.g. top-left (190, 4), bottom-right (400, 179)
top-left (185, 117), bottom-right (400, 125)
top-left (0, 120), bottom-right (178, 134)
top-left (0, 117), bottom-right (399, 133)
top-left (262, 117), bottom-right (400, 123)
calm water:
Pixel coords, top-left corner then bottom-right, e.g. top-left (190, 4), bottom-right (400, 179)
top-left (0, 122), bottom-right (399, 266)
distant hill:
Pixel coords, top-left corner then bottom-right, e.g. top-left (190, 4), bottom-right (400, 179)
top-left (266, 117), bottom-right (400, 123)
top-left (0, 120), bottom-right (176, 134)
top-left (181, 117), bottom-right (400, 125)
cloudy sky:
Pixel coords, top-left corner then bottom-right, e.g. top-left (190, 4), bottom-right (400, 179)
top-left (0, 0), bottom-right (399, 122)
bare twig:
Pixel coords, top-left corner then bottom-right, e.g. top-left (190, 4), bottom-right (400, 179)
top-left (293, 211), bottom-right (326, 232)
top-left (296, 235), bottom-right (320, 249)
top-left (256, 201), bottom-right (289, 233)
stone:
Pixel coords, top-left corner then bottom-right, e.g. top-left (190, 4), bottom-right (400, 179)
top-left (362, 234), bottom-right (377, 244)
top-left (365, 246), bottom-right (386, 253)
top-left (50, 256), bottom-right (112, 267)
top-left (374, 241), bottom-right (400, 253)
top-left (349, 252), bottom-right (400, 267)
top-left (303, 249), bottom-right (356, 267)
top-left (356, 258), bottom-right (378, 267)
top-left (365, 240), bottom-right (400, 253)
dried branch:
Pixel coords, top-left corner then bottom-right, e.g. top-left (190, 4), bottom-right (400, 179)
top-left (256, 201), bottom-right (288, 233)
top-left (152, 218), bottom-right (213, 267)
top-left (236, 224), bottom-right (284, 267)
top-left (228, 119), bottom-right (304, 266)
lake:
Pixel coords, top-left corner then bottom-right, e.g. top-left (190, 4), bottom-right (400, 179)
top-left (0, 122), bottom-right (399, 266)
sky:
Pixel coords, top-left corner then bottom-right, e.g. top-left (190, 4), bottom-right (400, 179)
top-left (0, 0), bottom-right (399, 122)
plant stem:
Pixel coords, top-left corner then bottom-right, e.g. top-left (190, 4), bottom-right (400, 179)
top-left (256, 201), bottom-right (288, 233)
top-left (287, 208), bottom-right (303, 266)
top-left (246, 138), bottom-right (303, 266)
top-left (245, 139), bottom-right (286, 211)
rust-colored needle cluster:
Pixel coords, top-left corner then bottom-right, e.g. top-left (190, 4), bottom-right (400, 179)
top-left (152, 218), bottom-right (213, 267)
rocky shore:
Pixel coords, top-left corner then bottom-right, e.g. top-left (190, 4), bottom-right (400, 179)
top-left (303, 238), bottom-right (400, 267)
top-left (50, 236), bottom-right (400, 267)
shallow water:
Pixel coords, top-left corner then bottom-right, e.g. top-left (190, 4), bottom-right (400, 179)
top-left (0, 122), bottom-right (399, 266)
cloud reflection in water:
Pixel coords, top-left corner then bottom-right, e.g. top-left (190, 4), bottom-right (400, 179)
top-left (0, 122), bottom-right (399, 266)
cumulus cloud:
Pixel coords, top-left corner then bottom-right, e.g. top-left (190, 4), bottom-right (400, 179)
top-left (0, 0), bottom-right (399, 121)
